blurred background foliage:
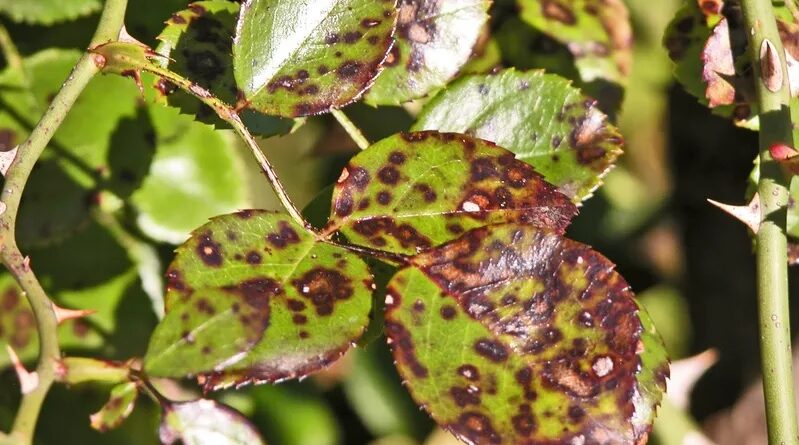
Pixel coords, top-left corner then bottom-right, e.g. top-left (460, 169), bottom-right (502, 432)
top-left (0, 0), bottom-right (792, 443)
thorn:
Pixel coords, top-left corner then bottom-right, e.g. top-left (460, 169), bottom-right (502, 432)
top-left (667, 349), bottom-right (719, 410)
top-left (121, 69), bottom-right (145, 96)
top-left (21, 256), bottom-right (30, 271)
top-left (761, 39), bottom-right (784, 93)
top-left (117, 26), bottom-right (146, 47)
top-left (0, 145), bottom-right (18, 176)
top-left (52, 303), bottom-right (96, 325)
top-left (0, 201), bottom-right (6, 216)
top-left (5, 345), bottom-right (39, 394)
top-left (707, 193), bottom-right (761, 233)
top-left (769, 143), bottom-right (799, 175)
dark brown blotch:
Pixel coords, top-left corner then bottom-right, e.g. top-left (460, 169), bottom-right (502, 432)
top-left (385, 320), bottom-right (429, 378)
top-left (450, 386), bottom-right (481, 407)
top-left (246, 251), bottom-right (262, 265)
top-left (451, 412), bottom-right (502, 445)
top-left (377, 166), bottom-right (400, 184)
top-left (473, 338), bottom-right (509, 362)
top-left (293, 268), bottom-right (354, 316)
top-left (196, 231), bottom-right (223, 267)
top-left (267, 221), bottom-right (302, 248)
top-left (457, 364), bottom-right (480, 381)
top-left (377, 191), bottom-right (392, 205)
top-left (540, 0), bottom-right (577, 25)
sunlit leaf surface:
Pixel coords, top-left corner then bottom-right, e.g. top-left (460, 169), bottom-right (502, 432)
top-left (90, 382), bottom-right (139, 432)
top-left (144, 211), bottom-right (373, 390)
top-left (327, 131), bottom-right (577, 255)
top-left (414, 70), bottom-right (623, 202)
top-left (385, 224), bottom-right (669, 444)
top-left (233, 0), bottom-right (397, 117)
top-left (159, 399), bottom-right (266, 445)
top-left (155, 0), bottom-right (294, 137)
top-left (365, 0), bottom-right (490, 105)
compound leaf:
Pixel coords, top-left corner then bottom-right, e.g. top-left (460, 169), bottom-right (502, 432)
top-left (385, 224), bottom-right (668, 444)
top-left (327, 131), bottom-right (577, 255)
top-left (144, 211), bottom-right (373, 391)
top-left (233, 0), bottom-right (397, 117)
top-left (365, 0), bottom-right (491, 105)
top-left (414, 69), bottom-right (623, 202)
top-left (159, 399), bottom-right (266, 445)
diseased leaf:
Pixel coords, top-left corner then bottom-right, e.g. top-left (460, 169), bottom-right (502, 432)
top-left (327, 131), bottom-right (577, 255)
top-left (131, 104), bottom-right (250, 244)
top-left (461, 31), bottom-right (502, 75)
top-left (155, 0), bottom-right (294, 137)
top-left (0, 0), bottom-right (100, 24)
top-left (233, 0), bottom-right (398, 117)
top-left (365, 0), bottom-right (490, 105)
top-left (517, 0), bottom-right (632, 86)
top-left (0, 274), bottom-right (103, 369)
top-left (159, 399), bottom-right (266, 445)
top-left (413, 69), bottom-right (623, 202)
top-left (662, 1), bottom-right (799, 126)
top-left (144, 211), bottom-right (373, 390)
top-left (384, 224), bottom-right (668, 444)
top-left (90, 382), bottom-right (139, 432)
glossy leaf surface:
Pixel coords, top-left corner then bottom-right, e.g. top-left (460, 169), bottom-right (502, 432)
top-left (327, 131), bottom-right (577, 255)
top-left (144, 211), bottom-right (372, 390)
top-left (233, 0), bottom-right (397, 117)
top-left (159, 399), bottom-right (266, 445)
top-left (385, 224), bottom-right (668, 444)
top-left (90, 382), bottom-right (139, 432)
top-left (414, 70), bottom-right (623, 202)
top-left (365, 0), bottom-right (490, 105)
top-left (0, 0), bottom-right (100, 24)
top-left (517, 0), bottom-right (632, 85)
top-left (155, 0), bottom-right (294, 137)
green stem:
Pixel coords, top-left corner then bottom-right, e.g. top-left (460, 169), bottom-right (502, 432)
top-left (0, 22), bottom-right (23, 73)
top-left (331, 109), bottom-right (370, 150)
top-left (138, 63), bottom-right (310, 230)
top-left (740, 1), bottom-right (799, 444)
top-left (0, 0), bottom-right (129, 443)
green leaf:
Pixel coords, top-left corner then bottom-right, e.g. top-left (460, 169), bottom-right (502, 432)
top-left (0, 49), bottom-right (145, 246)
top-left (159, 399), bottom-right (266, 445)
top-left (364, 0), bottom-right (490, 105)
top-left (385, 224), bottom-right (668, 444)
top-left (232, 0), bottom-right (397, 117)
top-left (144, 211), bottom-right (373, 390)
top-left (517, 0), bottom-right (632, 86)
top-left (155, 0), bottom-right (295, 137)
top-left (0, 0), bottom-right (100, 24)
top-left (0, 274), bottom-right (104, 368)
top-left (327, 131), bottom-right (577, 255)
top-left (413, 69), bottom-right (623, 202)
top-left (90, 382), bottom-right (139, 432)
top-left (130, 104), bottom-right (250, 244)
